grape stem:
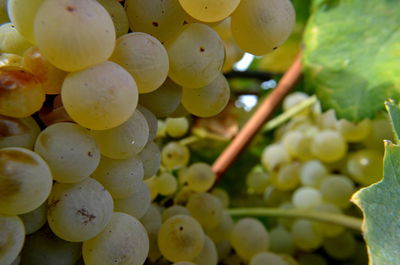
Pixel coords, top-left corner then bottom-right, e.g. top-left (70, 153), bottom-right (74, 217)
top-left (179, 128), bottom-right (229, 146)
top-left (228, 207), bottom-right (362, 231)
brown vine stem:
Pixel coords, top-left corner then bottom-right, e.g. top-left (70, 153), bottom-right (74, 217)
top-left (212, 53), bottom-right (303, 180)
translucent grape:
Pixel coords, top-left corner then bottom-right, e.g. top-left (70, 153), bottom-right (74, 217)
top-left (91, 155), bottom-right (144, 199)
top-left (263, 186), bottom-right (292, 207)
top-left (61, 61), bottom-right (138, 130)
top-left (315, 110), bottom-right (338, 130)
top-left (34, 122), bottom-right (100, 183)
top-left (111, 32), bottom-right (169, 94)
top-left (146, 224), bottom-right (162, 262)
top-left (158, 215), bottom-right (205, 262)
top-left (231, 0), bottom-right (295, 55)
top-left (337, 119), bottom-right (371, 142)
top-left (19, 202), bottom-right (47, 235)
top-left (272, 163), bottom-right (300, 191)
top-left (261, 143), bottom-right (290, 171)
top-left (249, 252), bottom-right (289, 265)
top-left (34, 0), bottom-right (115, 71)
top-left (178, 0), bottom-right (240, 22)
top-left (0, 116), bottom-right (40, 149)
top-left (311, 130), bottom-right (347, 163)
top-left (0, 147), bottom-right (52, 215)
top-left (320, 175), bottom-right (355, 208)
top-left (91, 108), bottom-right (149, 159)
top-left (191, 235), bottom-right (218, 265)
top-left (185, 162), bottom-right (216, 192)
top-left (300, 160), bottom-right (328, 188)
top-left (212, 18), bottom-right (232, 41)
top-left (165, 117), bottom-right (189, 138)
top-left (323, 231), bottom-right (356, 260)
top-left (312, 203), bottom-right (344, 238)
top-left (114, 181), bottom-right (151, 219)
top-left (47, 178), bottom-right (114, 242)
top-left (174, 186), bottom-right (196, 205)
top-left (291, 219), bottom-right (323, 251)
top-left (139, 141), bottom-right (161, 179)
top-left (269, 226), bottom-right (294, 255)
top-left (137, 105), bottom-right (158, 142)
top-left (0, 22), bottom-right (32, 55)
top-left (144, 176), bottom-right (159, 201)
top-left (96, 0), bottom-right (129, 37)
top-left (182, 73), bottom-right (230, 117)
top-left (156, 172), bottom-right (178, 195)
top-left (211, 188), bottom-right (230, 208)
top-left (83, 212), bottom-right (149, 265)
top-left (292, 187), bottom-right (322, 210)
top-left (165, 23), bottom-right (224, 88)
top-left (282, 130), bottom-right (313, 160)
top-left (162, 205), bottom-right (190, 222)
top-left (161, 141), bottom-right (190, 170)
top-left (0, 215), bottom-right (25, 265)
top-left (187, 192), bottom-right (223, 229)
top-left (246, 170), bottom-right (270, 194)
top-left (206, 210), bottom-right (234, 243)
top-left (283, 92), bottom-right (309, 112)
top-left (140, 204), bottom-right (162, 231)
top-left (363, 116), bottom-right (394, 151)
top-left (347, 149), bottom-right (383, 185)
top-left (222, 38), bottom-right (244, 73)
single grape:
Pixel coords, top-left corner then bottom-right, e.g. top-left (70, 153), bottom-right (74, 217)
top-left (185, 162), bottom-right (216, 192)
top-left (292, 187), bottom-right (322, 210)
top-left (161, 141), bottom-right (190, 170)
top-left (156, 172), bottom-right (178, 195)
top-left (187, 192), bottom-right (223, 229)
top-left (291, 219), bottom-right (323, 251)
top-left (165, 117), bottom-right (189, 138)
top-left (206, 210), bottom-right (234, 243)
top-left (210, 188), bottom-right (230, 208)
top-left (0, 215), bottom-right (25, 265)
top-left (311, 130), bottom-right (347, 163)
top-left (139, 141), bottom-right (161, 179)
top-left (114, 181), bottom-right (151, 219)
top-left (191, 235), bottom-right (218, 265)
top-left (246, 170), bottom-right (270, 194)
top-left (162, 205), bottom-right (190, 222)
top-left (261, 143), bottom-right (291, 171)
top-left (300, 160), bottom-right (328, 188)
top-left (96, 0), bottom-right (129, 37)
top-left (137, 105), bottom-right (158, 142)
top-left (0, 115), bottom-right (40, 149)
top-left (272, 163), bottom-right (301, 191)
top-left (178, 0), bottom-right (240, 22)
top-left (347, 149), bottom-right (383, 185)
top-left (269, 226), bottom-right (295, 255)
top-left (323, 231), bottom-right (356, 260)
top-left (19, 202), bottom-right (47, 235)
top-left (320, 175), bottom-right (355, 208)
top-left (0, 22), bottom-right (32, 55)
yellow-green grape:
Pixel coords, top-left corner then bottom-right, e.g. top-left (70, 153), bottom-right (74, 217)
top-left (292, 187), bottom-right (322, 210)
top-left (23, 46), bottom-right (67, 95)
top-left (161, 141), bottom-right (190, 170)
top-left (215, 240), bottom-right (231, 262)
top-left (61, 61), bottom-right (138, 130)
top-left (137, 105), bottom-right (158, 142)
top-left (96, 0), bottom-right (128, 37)
top-left (140, 204), bottom-right (162, 231)
top-left (291, 219), bottom-right (323, 251)
top-left (144, 176), bottom-right (159, 201)
top-left (0, 147), bottom-right (52, 215)
top-left (347, 149), bottom-right (383, 185)
top-left (139, 141), bottom-right (161, 179)
top-left (182, 73), bottom-right (230, 117)
top-left (0, 0), bottom-right (8, 24)
top-left (139, 78), bottom-right (182, 118)
top-left (19, 202), bottom-right (47, 235)
top-left (83, 212), bottom-right (149, 265)
top-left (174, 186), bottom-right (196, 205)
top-left (178, 0), bottom-right (240, 22)
top-left (337, 119), bottom-right (371, 142)
top-left (282, 130), bottom-right (305, 157)
top-left (0, 115), bottom-right (40, 149)
top-left (162, 205), bottom-right (190, 222)
top-left (111, 32), bottom-right (169, 94)
top-left (311, 130), bottom-right (347, 163)
top-left (272, 163), bottom-right (300, 191)
top-left (173, 262), bottom-right (196, 265)
top-left (125, 0), bottom-right (187, 43)
top-left (212, 17), bottom-right (232, 41)
top-left (322, 231), bottom-right (356, 260)
top-left (156, 172), bottom-right (178, 195)
top-left (34, 0), bottom-right (115, 72)
top-left (211, 188), bottom-right (230, 208)
top-left (165, 23), bottom-right (224, 88)
top-left (320, 175), bottom-right (355, 209)
top-left (187, 192), bottom-right (223, 229)
top-left (300, 160), bottom-right (328, 188)
top-left (298, 254), bottom-right (327, 265)
top-left (191, 235), bottom-right (218, 265)
top-left (261, 143), bottom-right (291, 171)
top-left (222, 39), bottom-right (244, 73)
top-left (0, 53), bottom-right (23, 67)
top-left (246, 170), bottom-right (270, 194)
top-left (206, 210), bottom-right (234, 243)
top-left (158, 215), bottom-right (205, 262)
top-left (91, 109), bottom-right (149, 159)
top-left (269, 226), bottom-right (294, 255)
top-left (47, 178), bottom-right (114, 242)
top-left (249, 252), bottom-right (289, 265)
top-left (231, 0), bottom-right (295, 55)
top-left (169, 102), bottom-right (190, 118)
top-left (263, 187), bottom-right (291, 207)
top-left (165, 117), bottom-right (189, 138)
top-left (19, 226), bottom-right (82, 265)
top-left (363, 116), bottom-right (394, 152)
top-left (283, 92), bottom-right (309, 112)
top-left (146, 223), bottom-right (162, 262)
top-left (34, 122), bottom-right (100, 183)
top-left (185, 162), bottom-right (215, 192)
top-left (0, 66), bottom-right (45, 118)
top-left (312, 203), bottom-right (344, 238)
top-left (316, 110), bottom-right (338, 130)
top-left (0, 23), bottom-right (32, 55)
top-left (0, 215), bottom-right (25, 265)
top-left (91, 155), bottom-right (144, 199)
top-left (230, 218), bottom-right (270, 262)
top-left (114, 181), bottom-right (151, 219)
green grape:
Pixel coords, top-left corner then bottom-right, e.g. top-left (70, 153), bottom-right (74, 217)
top-left (165, 117), bottom-right (189, 138)
top-left (0, 147), bottom-right (52, 215)
top-left (34, 122), bottom-right (100, 183)
top-left (19, 226), bottom-right (82, 265)
top-left (139, 78), bottom-right (182, 118)
top-left (283, 92), bottom-right (309, 112)
top-left (0, 23), bottom-right (32, 55)
top-left (316, 110), bottom-right (338, 130)
top-left (277, 202), bottom-right (295, 230)
top-left (337, 119), bottom-right (371, 142)
top-left (212, 17), bottom-right (232, 41)
top-left (261, 143), bottom-right (291, 171)
top-left (363, 116), bottom-right (394, 151)
top-left (210, 188), bottom-right (230, 208)
top-left (282, 130), bottom-right (313, 160)
top-left (222, 38), bottom-right (245, 73)
top-left (96, 0), bottom-right (128, 37)
top-left (34, 0), bottom-right (115, 72)
top-left (145, 176), bottom-right (159, 201)
top-left (269, 226), bottom-right (294, 255)
top-left (292, 187), bottom-right (322, 210)
top-left (47, 178), bottom-right (114, 242)
top-left (139, 141), bottom-right (161, 179)
top-left (187, 192), bottom-right (223, 229)
top-left (125, 0), bottom-right (186, 43)
top-left (312, 203), bottom-right (344, 238)
top-left (206, 210), bottom-right (234, 243)
top-left (114, 181), bottom-right (151, 219)
top-left (146, 223), bottom-right (162, 262)
top-left (263, 186), bottom-right (292, 207)
top-left (185, 162), bottom-right (215, 192)
top-left (347, 149), bottom-right (383, 185)
top-left (0, 215), bottom-right (25, 265)
top-left (230, 218), bottom-right (270, 262)
top-left (91, 155), bottom-right (144, 199)
top-left (0, 0), bottom-right (8, 24)
top-left (0, 115), bottom-right (40, 149)
top-left (169, 102), bottom-right (190, 118)
top-left (191, 235), bottom-right (218, 265)
top-left (246, 170), bottom-right (270, 194)
top-left (300, 160), bottom-right (328, 188)
top-left (19, 202), bottom-right (47, 235)
top-left (323, 231), bottom-right (356, 260)
top-left (156, 172), bottom-right (178, 195)
top-left (165, 23), bottom-right (224, 88)
top-left (178, 0), bottom-right (240, 22)
top-left (158, 215), bottom-right (205, 262)
top-left (161, 141), bottom-right (190, 170)
top-left (174, 186), bottom-right (196, 205)
top-left (83, 212), bottom-right (149, 265)
top-left (111, 32), bottom-right (169, 94)
top-left (249, 252), bottom-right (289, 265)
top-left (291, 219), bottom-right (323, 251)
top-left (272, 163), bottom-right (300, 191)
top-left (231, 0), bottom-right (295, 55)
top-left (298, 254), bottom-right (327, 265)
top-left (311, 130), bottom-right (347, 163)
top-left (137, 105), bottom-right (158, 142)
top-left (215, 240), bottom-right (231, 261)
top-left (320, 175), bottom-right (355, 208)
top-left (181, 73), bottom-right (230, 117)
top-left (61, 61), bottom-right (138, 130)
top-left (91, 108), bottom-right (149, 159)
top-left (162, 205), bottom-right (190, 222)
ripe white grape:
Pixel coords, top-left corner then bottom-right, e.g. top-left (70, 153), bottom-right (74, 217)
top-left (162, 141), bottom-right (190, 170)
top-left (347, 149), bottom-right (383, 185)
top-left (300, 160), bottom-right (328, 188)
top-left (291, 219), bottom-right (323, 251)
top-left (19, 202), bottom-right (47, 235)
top-left (337, 118), bottom-right (371, 142)
top-left (185, 162), bottom-right (216, 192)
top-left (140, 204), bottom-right (162, 232)
top-left (316, 110), bottom-right (339, 130)
top-left (137, 105), bottom-right (158, 142)
top-left (363, 117), bottom-right (394, 151)
top-left (191, 235), bottom-right (218, 265)
top-left (114, 181), bottom-right (151, 219)
top-left (0, 116), bottom-right (40, 149)
top-left (312, 203), bottom-right (344, 238)
top-left (261, 143), bottom-right (291, 171)
top-left (165, 117), bottom-right (189, 138)
top-left (187, 192), bottom-right (223, 229)
top-left (156, 172), bottom-right (178, 195)
top-left (83, 212), bottom-right (149, 265)
top-left (91, 108), bottom-right (149, 159)
top-left (263, 186), bottom-right (291, 207)
top-left (178, 0), bottom-right (240, 22)
top-left (158, 215), bottom-right (205, 262)
top-left (269, 226), bottom-right (295, 255)
top-left (206, 210), bottom-right (234, 243)
top-left (0, 147), bottom-right (52, 215)
top-left (144, 176), bottom-right (159, 201)
top-left (322, 231), bottom-right (356, 260)
top-left (311, 130), bottom-right (347, 163)
top-left (283, 92), bottom-right (310, 111)
top-left (91, 155), bottom-right (144, 199)
top-left (34, 0), bottom-right (115, 71)
top-left (320, 175), bottom-right (355, 208)
top-left (292, 187), bottom-right (322, 210)
top-left (249, 252), bottom-right (289, 265)
top-left (96, 0), bottom-right (129, 37)
top-left (111, 32), bottom-right (169, 93)
top-left (34, 122), bottom-right (100, 183)
top-left (211, 188), bottom-right (230, 208)
top-left (222, 38), bottom-right (245, 73)
top-left (139, 141), bottom-right (161, 179)
top-left (246, 170), bottom-right (270, 194)
top-left (272, 163), bottom-right (301, 191)
top-left (0, 215), bottom-right (25, 265)
top-left (47, 178), bottom-right (114, 242)
top-left (162, 205), bottom-right (191, 222)
top-left (0, 22), bottom-right (32, 55)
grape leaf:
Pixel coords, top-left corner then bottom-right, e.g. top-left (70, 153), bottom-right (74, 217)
top-left (303, 0), bottom-right (400, 121)
top-left (352, 142), bottom-right (400, 265)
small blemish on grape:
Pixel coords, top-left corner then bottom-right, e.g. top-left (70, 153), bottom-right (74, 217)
top-left (273, 47), bottom-right (278, 50)
top-left (200, 47), bottom-right (205, 52)
top-left (66, 6), bottom-right (76, 12)
top-left (152, 22), bottom-right (159, 27)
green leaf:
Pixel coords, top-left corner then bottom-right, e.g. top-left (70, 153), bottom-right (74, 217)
top-left (303, 0), bottom-right (400, 121)
top-left (352, 142), bottom-right (400, 265)
top-left (385, 100), bottom-right (400, 144)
